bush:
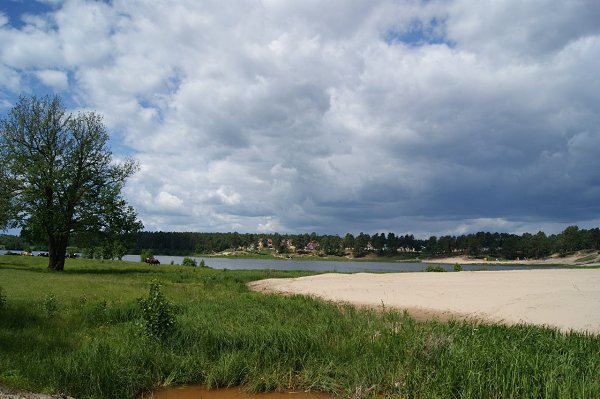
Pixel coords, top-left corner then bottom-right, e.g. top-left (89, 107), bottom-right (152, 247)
top-left (82, 247), bottom-right (95, 259)
top-left (82, 247), bottom-right (102, 259)
top-left (425, 265), bottom-right (446, 272)
top-left (453, 263), bottom-right (463, 272)
top-left (352, 247), bottom-right (365, 258)
top-left (66, 247), bottom-right (79, 258)
top-left (140, 249), bottom-right (154, 263)
top-left (182, 257), bottom-right (197, 267)
top-left (199, 259), bottom-right (206, 268)
top-left (138, 282), bottom-right (175, 340)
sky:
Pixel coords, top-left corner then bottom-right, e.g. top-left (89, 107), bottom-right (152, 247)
top-left (1, 0), bottom-right (599, 238)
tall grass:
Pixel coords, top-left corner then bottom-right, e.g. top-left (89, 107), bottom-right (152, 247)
top-left (1, 256), bottom-right (599, 398)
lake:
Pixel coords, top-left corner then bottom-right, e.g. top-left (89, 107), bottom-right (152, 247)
top-left (122, 254), bottom-right (565, 273)
top-left (0, 250), bottom-right (566, 272)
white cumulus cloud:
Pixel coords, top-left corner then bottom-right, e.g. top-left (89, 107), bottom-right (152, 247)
top-left (34, 69), bottom-right (68, 90)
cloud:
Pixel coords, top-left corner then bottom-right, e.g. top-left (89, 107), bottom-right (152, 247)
top-left (445, 0), bottom-right (600, 59)
top-left (257, 217), bottom-right (285, 233)
top-left (1, 0), bottom-right (599, 236)
top-left (155, 191), bottom-right (184, 210)
top-left (34, 69), bottom-right (68, 90)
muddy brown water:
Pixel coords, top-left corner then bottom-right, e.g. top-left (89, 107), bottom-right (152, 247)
top-left (142, 386), bottom-right (337, 399)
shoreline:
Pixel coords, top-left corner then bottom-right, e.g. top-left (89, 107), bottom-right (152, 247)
top-left (425, 253), bottom-right (600, 266)
top-left (126, 250), bottom-right (600, 267)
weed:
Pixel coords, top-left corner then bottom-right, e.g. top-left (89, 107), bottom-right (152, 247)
top-left (453, 263), bottom-right (463, 272)
top-left (425, 265), bottom-right (446, 272)
top-left (182, 257), bottom-right (197, 267)
top-left (43, 293), bottom-right (58, 316)
top-left (138, 281), bottom-right (175, 340)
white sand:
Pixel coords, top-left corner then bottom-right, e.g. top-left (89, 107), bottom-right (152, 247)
top-left (426, 252), bottom-right (600, 266)
top-left (249, 269), bottom-right (600, 334)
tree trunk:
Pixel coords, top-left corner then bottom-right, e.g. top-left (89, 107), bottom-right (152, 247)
top-left (48, 235), bottom-right (68, 271)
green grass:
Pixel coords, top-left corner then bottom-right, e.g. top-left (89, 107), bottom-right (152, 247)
top-left (575, 253), bottom-right (599, 263)
top-left (1, 256), bottom-right (599, 399)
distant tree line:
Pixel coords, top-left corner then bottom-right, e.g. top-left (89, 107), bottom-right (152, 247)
top-left (0, 232), bottom-right (132, 260)
top-left (4, 225), bottom-right (598, 260)
top-left (129, 225), bottom-right (600, 260)
top-left (421, 226), bottom-right (600, 259)
top-left (0, 234), bottom-right (28, 251)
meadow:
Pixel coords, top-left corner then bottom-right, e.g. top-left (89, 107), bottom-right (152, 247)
top-left (0, 256), bottom-right (599, 399)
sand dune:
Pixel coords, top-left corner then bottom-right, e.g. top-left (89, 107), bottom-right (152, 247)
top-left (249, 269), bottom-right (600, 334)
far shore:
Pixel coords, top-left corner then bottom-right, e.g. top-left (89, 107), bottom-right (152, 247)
top-left (190, 250), bottom-right (600, 266)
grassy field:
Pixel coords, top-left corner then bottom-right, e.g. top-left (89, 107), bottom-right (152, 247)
top-left (0, 257), bottom-right (599, 399)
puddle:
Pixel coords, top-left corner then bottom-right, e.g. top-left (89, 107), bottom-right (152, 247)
top-left (142, 386), bottom-right (337, 399)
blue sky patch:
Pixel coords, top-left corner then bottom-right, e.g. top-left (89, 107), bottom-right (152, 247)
top-left (385, 18), bottom-right (454, 47)
top-left (0, 0), bottom-right (56, 28)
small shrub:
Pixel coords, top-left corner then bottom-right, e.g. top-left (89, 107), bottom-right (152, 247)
top-left (82, 247), bottom-right (95, 259)
top-left (66, 246), bottom-right (79, 258)
top-left (43, 293), bottom-right (58, 316)
top-left (140, 249), bottom-right (154, 263)
top-left (0, 286), bottom-right (6, 311)
top-left (182, 257), bottom-right (197, 267)
top-left (138, 282), bottom-right (175, 339)
top-left (453, 263), bottom-right (463, 272)
top-left (199, 259), bottom-right (206, 268)
top-left (424, 265), bottom-right (446, 272)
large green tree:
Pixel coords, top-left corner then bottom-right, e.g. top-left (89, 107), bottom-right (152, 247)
top-left (0, 160), bottom-right (15, 228)
top-left (0, 95), bottom-right (142, 270)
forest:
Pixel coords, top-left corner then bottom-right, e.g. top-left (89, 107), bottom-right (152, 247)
top-left (2, 225), bottom-right (599, 260)
top-left (128, 225), bottom-right (600, 260)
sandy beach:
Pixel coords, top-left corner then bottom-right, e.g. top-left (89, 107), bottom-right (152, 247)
top-left (425, 252), bottom-right (600, 266)
top-left (250, 269), bottom-right (600, 334)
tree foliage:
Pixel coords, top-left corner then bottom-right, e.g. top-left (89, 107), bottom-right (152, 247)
top-left (0, 147), bottom-right (18, 228)
top-left (0, 95), bottom-right (142, 270)
top-left (128, 225), bottom-right (600, 261)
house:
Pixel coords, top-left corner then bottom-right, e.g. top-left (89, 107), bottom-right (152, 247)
top-left (305, 241), bottom-right (319, 251)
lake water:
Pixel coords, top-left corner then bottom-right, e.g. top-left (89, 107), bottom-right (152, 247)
top-left (0, 249), bottom-right (565, 273)
top-left (122, 254), bottom-right (564, 273)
